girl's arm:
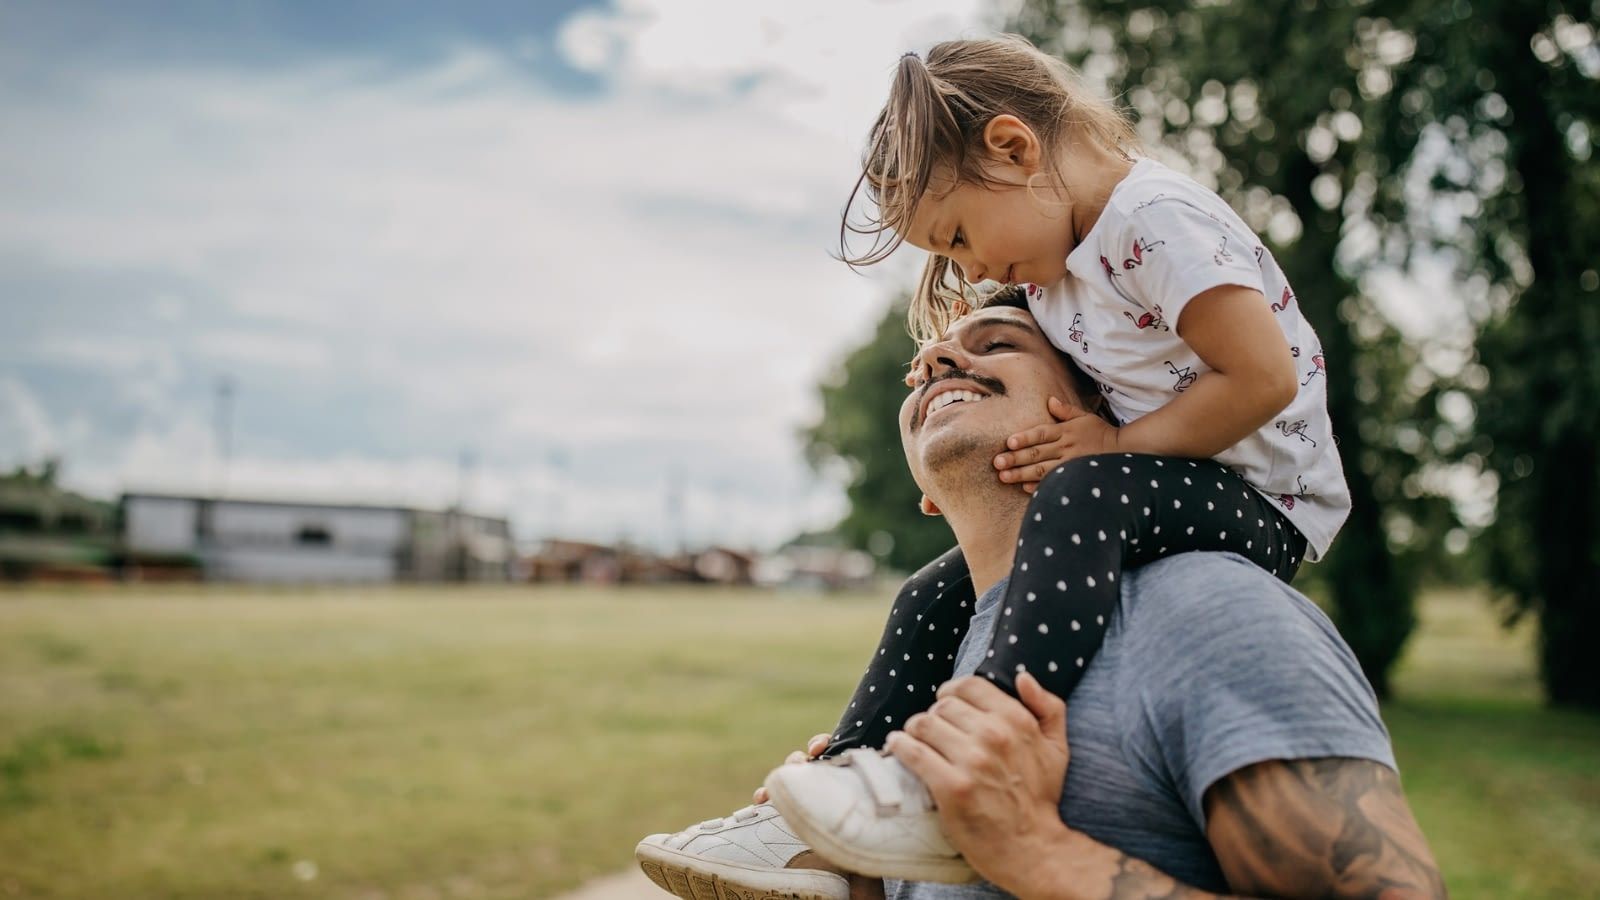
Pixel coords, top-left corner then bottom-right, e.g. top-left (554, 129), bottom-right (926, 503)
top-left (1115, 284), bottom-right (1298, 458)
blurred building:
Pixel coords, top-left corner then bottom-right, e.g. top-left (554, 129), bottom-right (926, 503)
top-left (752, 544), bottom-right (877, 591)
top-left (524, 539), bottom-right (624, 584)
top-left (0, 461), bottom-right (118, 581)
top-left (523, 540), bottom-right (760, 586)
top-left (120, 493), bottom-right (512, 583)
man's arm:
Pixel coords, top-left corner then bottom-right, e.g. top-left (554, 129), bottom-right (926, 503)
top-left (891, 676), bottom-right (1447, 900)
top-left (1203, 757), bottom-right (1447, 900)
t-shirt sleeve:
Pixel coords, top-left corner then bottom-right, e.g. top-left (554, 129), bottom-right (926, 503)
top-left (1109, 198), bottom-right (1267, 325)
top-left (1123, 553), bottom-right (1397, 830)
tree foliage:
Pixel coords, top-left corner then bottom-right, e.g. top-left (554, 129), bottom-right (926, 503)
top-left (805, 0), bottom-right (1597, 704)
top-left (803, 301), bottom-right (957, 573)
top-left (1364, 0), bottom-right (1600, 707)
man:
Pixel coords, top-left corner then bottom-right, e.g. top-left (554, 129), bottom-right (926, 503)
top-left (639, 294), bottom-right (1446, 900)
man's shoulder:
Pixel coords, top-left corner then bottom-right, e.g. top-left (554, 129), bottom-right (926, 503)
top-left (1110, 552), bottom-right (1395, 827)
top-left (1114, 552), bottom-right (1345, 668)
top-left (1121, 551), bottom-right (1310, 617)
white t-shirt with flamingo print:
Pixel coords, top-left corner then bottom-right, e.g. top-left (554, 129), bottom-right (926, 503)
top-left (1026, 158), bottom-right (1350, 561)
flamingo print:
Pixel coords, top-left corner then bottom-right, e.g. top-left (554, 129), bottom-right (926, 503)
top-left (1165, 360), bottom-right (1198, 393)
top-left (1278, 476), bottom-right (1309, 510)
top-left (1272, 287), bottom-right (1294, 313)
top-left (1124, 304), bottom-right (1169, 332)
top-left (1276, 420), bottom-right (1318, 447)
top-left (1301, 353), bottom-right (1326, 386)
top-left (1121, 236), bottom-right (1166, 270)
top-left (1068, 313), bottom-right (1089, 354)
top-left (1213, 234), bottom-right (1234, 265)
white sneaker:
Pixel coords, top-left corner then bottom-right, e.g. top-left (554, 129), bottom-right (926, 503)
top-left (635, 803), bottom-right (850, 900)
top-left (763, 749), bottom-right (978, 884)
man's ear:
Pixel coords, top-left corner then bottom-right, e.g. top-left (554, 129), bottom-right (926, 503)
top-left (919, 495), bottom-right (943, 517)
top-left (982, 114), bottom-right (1043, 171)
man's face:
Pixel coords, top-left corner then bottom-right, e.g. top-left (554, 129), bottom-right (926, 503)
top-left (898, 305), bottom-right (1086, 490)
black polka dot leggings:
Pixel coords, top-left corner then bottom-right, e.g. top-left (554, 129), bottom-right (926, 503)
top-left (824, 453), bottom-right (1307, 756)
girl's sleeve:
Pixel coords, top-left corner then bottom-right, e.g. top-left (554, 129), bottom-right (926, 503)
top-left (1111, 198), bottom-right (1267, 325)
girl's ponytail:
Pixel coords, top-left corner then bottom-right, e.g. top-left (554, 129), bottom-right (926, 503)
top-left (849, 51), bottom-right (978, 347)
top-left (844, 52), bottom-right (963, 271)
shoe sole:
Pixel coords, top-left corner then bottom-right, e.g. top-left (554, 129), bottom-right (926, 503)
top-left (634, 839), bottom-right (850, 900)
top-left (763, 775), bottom-right (980, 885)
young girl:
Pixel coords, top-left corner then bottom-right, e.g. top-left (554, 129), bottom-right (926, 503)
top-left (637, 34), bottom-right (1350, 895)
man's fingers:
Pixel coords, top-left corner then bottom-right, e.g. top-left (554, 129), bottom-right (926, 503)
top-left (935, 674), bottom-right (1017, 713)
top-left (885, 731), bottom-right (967, 802)
top-left (905, 709), bottom-right (985, 768)
top-left (1016, 672), bottom-right (1069, 749)
top-left (927, 696), bottom-right (986, 730)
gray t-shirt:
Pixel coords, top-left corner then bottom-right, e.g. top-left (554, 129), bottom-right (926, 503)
top-left (887, 552), bottom-right (1396, 900)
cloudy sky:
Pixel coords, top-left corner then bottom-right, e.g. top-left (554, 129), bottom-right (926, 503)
top-left (0, 0), bottom-right (1015, 549)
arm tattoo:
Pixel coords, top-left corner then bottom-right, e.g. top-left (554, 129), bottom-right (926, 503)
top-left (1202, 757), bottom-right (1448, 899)
top-left (1051, 758), bottom-right (1445, 900)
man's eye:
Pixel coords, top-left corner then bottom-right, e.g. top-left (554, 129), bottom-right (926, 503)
top-left (983, 341), bottom-right (1013, 352)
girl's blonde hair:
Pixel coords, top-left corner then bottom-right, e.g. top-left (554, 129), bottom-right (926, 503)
top-left (841, 35), bottom-right (1139, 346)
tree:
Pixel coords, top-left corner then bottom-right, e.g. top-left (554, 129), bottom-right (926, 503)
top-left (1369, 0), bottom-right (1600, 707)
top-left (1004, 0), bottom-right (1458, 697)
top-left (803, 300), bottom-right (956, 573)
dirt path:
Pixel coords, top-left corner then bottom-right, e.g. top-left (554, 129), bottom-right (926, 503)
top-left (554, 868), bottom-right (661, 900)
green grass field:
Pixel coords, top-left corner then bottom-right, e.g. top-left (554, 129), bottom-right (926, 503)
top-left (0, 583), bottom-right (1596, 899)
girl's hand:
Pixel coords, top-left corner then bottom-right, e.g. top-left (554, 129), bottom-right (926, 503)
top-left (993, 397), bottom-right (1120, 492)
top-left (752, 732), bottom-right (831, 803)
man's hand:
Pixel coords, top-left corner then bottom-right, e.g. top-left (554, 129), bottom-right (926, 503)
top-left (886, 674), bottom-right (1072, 894)
top-left (887, 677), bottom-right (1448, 900)
top-left (994, 397), bottom-right (1120, 493)
top-left (752, 732), bottom-right (831, 803)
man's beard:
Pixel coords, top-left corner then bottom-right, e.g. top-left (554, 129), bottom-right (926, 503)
top-left (920, 428), bottom-right (998, 478)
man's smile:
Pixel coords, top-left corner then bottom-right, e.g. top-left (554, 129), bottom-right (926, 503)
top-left (926, 388), bottom-right (988, 417)
top-left (912, 371), bottom-right (1008, 431)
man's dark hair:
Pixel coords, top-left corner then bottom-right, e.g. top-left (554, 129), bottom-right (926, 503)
top-left (977, 284), bottom-right (1031, 313)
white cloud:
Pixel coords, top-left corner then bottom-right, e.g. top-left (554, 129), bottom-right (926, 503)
top-left (0, 378), bottom-right (58, 461)
top-left (0, 3), bottom-right (1001, 547)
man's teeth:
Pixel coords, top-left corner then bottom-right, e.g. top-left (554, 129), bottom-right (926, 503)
top-left (928, 389), bottom-right (986, 414)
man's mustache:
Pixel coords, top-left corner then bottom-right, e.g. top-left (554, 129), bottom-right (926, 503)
top-left (911, 370), bottom-right (1008, 430)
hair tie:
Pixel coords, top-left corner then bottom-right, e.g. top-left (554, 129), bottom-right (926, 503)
top-left (900, 50), bottom-right (922, 63)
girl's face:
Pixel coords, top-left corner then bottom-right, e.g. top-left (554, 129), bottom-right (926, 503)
top-left (902, 169), bottom-right (1077, 289)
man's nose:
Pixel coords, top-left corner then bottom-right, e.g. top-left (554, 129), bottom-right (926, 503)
top-left (914, 338), bottom-right (971, 381)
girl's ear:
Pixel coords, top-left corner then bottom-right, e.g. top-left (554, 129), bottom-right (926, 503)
top-left (919, 495), bottom-right (943, 517)
top-left (982, 114), bottom-right (1043, 171)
